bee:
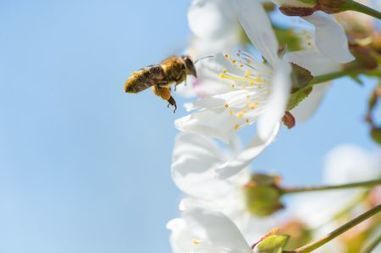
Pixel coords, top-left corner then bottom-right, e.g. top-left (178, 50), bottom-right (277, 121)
top-left (124, 55), bottom-right (197, 112)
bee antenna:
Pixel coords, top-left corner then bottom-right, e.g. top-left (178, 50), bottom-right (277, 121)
top-left (194, 55), bottom-right (214, 64)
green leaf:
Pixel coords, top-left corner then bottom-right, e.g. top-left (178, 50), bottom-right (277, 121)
top-left (255, 235), bottom-right (290, 253)
top-left (370, 128), bottom-right (381, 145)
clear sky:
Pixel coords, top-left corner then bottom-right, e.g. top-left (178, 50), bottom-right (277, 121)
top-left (0, 1), bottom-right (378, 253)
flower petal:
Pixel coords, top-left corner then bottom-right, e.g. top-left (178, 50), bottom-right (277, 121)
top-left (285, 49), bottom-right (341, 76)
top-left (323, 144), bottom-right (381, 184)
top-left (257, 59), bottom-right (292, 141)
top-left (175, 109), bottom-right (236, 142)
top-left (216, 123), bottom-right (280, 179)
top-left (293, 144), bottom-right (381, 228)
top-left (188, 0), bottom-right (238, 40)
top-left (171, 133), bottom-right (237, 198)
top-left (168, 208), bottom-right (251, 253)
top-left (303, 11), bottom-right (354, 64)
top-left (236, 0), bottom-right (279, 65)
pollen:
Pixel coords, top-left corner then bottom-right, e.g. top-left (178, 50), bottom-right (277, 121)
top-left (236, 111), bottom-right (245, 118)
top-left (192, 239), bottom-right (201, 245)
top-left (248, 102), bottom-right (258, 110)
top-left (234, 123), bottom-right (240, 130)
top-left (224, 103), bottom-right (229, 108)
top-left (244, 70), bottom-right (252, 78)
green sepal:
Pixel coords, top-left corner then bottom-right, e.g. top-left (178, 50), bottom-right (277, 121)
top-left (245, 174), bottom-right (283, 217)
top-left (254, 234), bottom-right (290, 253)
top-left (370, 128), bottom-right (381, 145)
top-left (287, 85), bottom-right (313, 111)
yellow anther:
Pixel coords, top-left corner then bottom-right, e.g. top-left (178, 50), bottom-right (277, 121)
top-left (192, 239), bottom-right (201, 245)
top-left (224, 103), bottom-right (229, 108)
top-left (248, 102), bottom-right (258, 110)
top-left (234, 124), bottom-right (240, 130)
top-left (236, 111), bottom-right (245, 118)
top-left (246, 119), bottom-right (250, 124)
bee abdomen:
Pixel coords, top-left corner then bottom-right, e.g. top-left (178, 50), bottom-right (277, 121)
top-left (124, 65), bottom-right (165, 93)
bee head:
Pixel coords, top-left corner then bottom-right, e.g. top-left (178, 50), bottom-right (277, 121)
top-left (182, 55), bottom-right (197, 78)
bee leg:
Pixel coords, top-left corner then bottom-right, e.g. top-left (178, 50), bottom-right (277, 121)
top-left (167, 96), bottom-right (177, 113)
top-left (152, 85), bottom-right (177, 112)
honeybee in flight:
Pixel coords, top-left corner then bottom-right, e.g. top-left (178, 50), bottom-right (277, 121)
top-left (124, 55), bottom-right (197, 112)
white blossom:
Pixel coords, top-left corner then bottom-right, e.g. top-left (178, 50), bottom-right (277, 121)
top-left (292, 144), bottom-right (381, 229)
top-left (172, 133), bottom-right (279, 243)
top-left (167, 208), bottom-right (253, 253)
top-left (177, 0), bottom-right (292, 178)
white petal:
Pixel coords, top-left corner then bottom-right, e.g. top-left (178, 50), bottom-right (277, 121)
top-left (216, 123), bottom-right (280, 179)
top-left (167, 218), bottom-right (195, 253)
top-left (183, 208), bottom-right (251, 253)
top-left (236, 0), bottom-right (279, 65)
top-left (293, 144), bottom-right (381, 229)
top-left (303, 11), bottom-right (354, 64)
top-left (171, 133), bottom-right (236, 198)
top-left (285, 49), bottom-right (341, 76)
top-left (293, 191), bottom-right (358, 228)
top-left (291, 82), bottom-right (330, 122)
top-left (257, 60), bottom-right (292, 141)
top-left (188, 0), bottom-right (238, 40)
top-left (323, 145), bottom-right (381, 184)
top-left (175, 109), bottom-right (235, 142)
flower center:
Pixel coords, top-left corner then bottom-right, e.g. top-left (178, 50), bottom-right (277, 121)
top-left (217, 52), bottom-right (272, 130)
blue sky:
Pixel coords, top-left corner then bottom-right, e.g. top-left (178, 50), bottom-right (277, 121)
top-left (0, 1), bottom-right (378, 253)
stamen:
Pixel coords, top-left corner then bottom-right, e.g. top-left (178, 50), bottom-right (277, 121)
top-left (219, 72), bottom-right (262, 85)
top-left (248, 102), bottom-right (258, 110)
top-left (236, 111), bottom-right (245, 118)
top-left (192, 239), bottom-right (201, 245)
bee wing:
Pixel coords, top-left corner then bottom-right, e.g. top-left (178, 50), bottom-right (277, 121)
top-left (160, 56), bottom-right (179, 65)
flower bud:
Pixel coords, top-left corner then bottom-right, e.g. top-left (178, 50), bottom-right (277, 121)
top-left (279, 220), bottom-right (312, 250)
top-left (318, 0), bottom-right (347, 13)
top-left (278, 0), bottom-right (371, 16)
top-left (244, 173), bottom-right (284, 216)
